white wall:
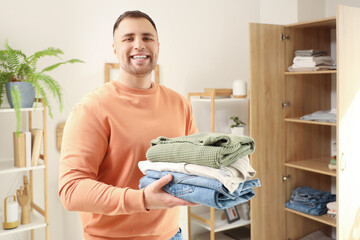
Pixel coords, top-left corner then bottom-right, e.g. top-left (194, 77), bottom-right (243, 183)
top-left (298, 0), bottom-right (326, 21)
top-left (260, 0), bottom-right (298, 24)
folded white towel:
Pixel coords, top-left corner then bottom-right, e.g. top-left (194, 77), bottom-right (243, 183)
top-left (293, 56), bottom-right (333, 63)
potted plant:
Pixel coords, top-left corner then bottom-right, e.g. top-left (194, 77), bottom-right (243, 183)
top-left (230, 116), bottom-right (246, 135)
top-left (0, 39), bottom-right (84, 136)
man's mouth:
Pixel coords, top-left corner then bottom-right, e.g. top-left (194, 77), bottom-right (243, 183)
top-left (130, 55), bottom-right (149, 60)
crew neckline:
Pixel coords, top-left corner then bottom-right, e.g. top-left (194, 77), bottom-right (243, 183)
top-left (111, 81), bottom-right (158, 95)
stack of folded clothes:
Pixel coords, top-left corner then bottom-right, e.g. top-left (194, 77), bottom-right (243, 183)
top-left (300, 109), bottom-right (336, 123)
top-left (138, 132), bottom-right (260, 209)
top-left (288, 49), bottom-right (335, 72)
top-left (285, 186), bottom-right (336, 216)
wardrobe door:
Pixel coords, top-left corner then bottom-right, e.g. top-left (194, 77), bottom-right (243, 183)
top-left (249, 23), bottom-right (286, 240)
top-left (337, 5), bottom-right (360, 240)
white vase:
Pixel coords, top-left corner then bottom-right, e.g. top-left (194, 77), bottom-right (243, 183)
top-left (231, 126), bottom-right (245, 135)
top-left (232, 80), bottom-right (247, 98)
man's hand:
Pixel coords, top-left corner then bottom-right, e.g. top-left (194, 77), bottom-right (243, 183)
top-left (143, 174), bottom-right (198, 210)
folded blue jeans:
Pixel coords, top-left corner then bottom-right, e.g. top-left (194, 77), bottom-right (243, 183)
top-left (291, 186), bottom-right (335, 203)
top-left (285, 201), bottom-right (328, 216)
top-left (139, 170), bottom-right (260, 209)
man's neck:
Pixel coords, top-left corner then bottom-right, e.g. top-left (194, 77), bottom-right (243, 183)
top-left (117, 69), bottom-right (152, 89)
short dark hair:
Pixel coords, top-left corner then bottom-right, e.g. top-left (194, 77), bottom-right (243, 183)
top-left (113, 10), bottom-right (157, 36)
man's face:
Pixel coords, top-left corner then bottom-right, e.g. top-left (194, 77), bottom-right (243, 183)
top-left (113, 18), bottom-right (159, 77)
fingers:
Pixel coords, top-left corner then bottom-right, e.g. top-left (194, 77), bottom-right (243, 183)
top-left (152, 174), bottom-right (173, 189)
top-left (143, 174), bottom-right (200, 210)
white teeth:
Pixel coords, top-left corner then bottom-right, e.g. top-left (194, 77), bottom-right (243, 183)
top-left (132, 55), bottom-right (147, 59)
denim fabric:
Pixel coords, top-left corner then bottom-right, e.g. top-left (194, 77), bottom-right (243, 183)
top-left (285, 186), bottom-right (336, 216)
top-left (291, 186), bottom-right (335, 203)
top-left (139, 170), bottom-right (260, 209)
top-left (285, 201), bottom-right (328, 215)
top-left (169, 228), bottom-right (183, 240)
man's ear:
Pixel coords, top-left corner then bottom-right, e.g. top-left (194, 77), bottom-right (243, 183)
top-left (112, 43), bottom-right (117, 54)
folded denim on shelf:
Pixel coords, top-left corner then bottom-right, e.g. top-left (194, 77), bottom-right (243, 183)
top-left (146, 132), bottom-right (255, 168)
top-left (139, 170), bottom-right (261, 209)
top-left (291, 186), bottom-right (336, 203)
top-left (285, 201), bottom-right (328, 216)
top-left (290, 199), bottom-right (328, 208)
top-left (286, 186), bottom-right (336, 216)
top-left (138, 156), bottom-right (255, 193)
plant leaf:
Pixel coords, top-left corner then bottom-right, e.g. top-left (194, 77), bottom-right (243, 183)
top-left (41, 59), bottom-right (84, 72)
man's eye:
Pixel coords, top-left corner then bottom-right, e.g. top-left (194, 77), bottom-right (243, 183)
top-left (144, 37), bottom-right (153, 41)
top-left (123, 38), bottom-right (132, 41)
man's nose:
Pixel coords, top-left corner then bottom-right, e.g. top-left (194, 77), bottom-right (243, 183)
top-left (134, 38), bottom-right (145, 50)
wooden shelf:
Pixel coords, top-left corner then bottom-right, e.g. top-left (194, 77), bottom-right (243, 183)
top-left (0, 107), bottom-right (44, 113)
top-left (285, 70), bottom-right (336, 75)
top-left (285, 118), bottom-right (336, 126)
top-left (285, 158), bottom-right (336, 177)
top-left (285, 208), bottom-right (336, 227)
top-left (0, 161), bottom-right (45, 175)
top-left (0, 212), bottom-right (47, 236)
top-left (190, 210), bottom-right (250, 232)
top-left (284, 16), bottom-right (336, 29)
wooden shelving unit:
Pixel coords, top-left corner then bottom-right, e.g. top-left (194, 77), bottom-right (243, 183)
top-left (0, 101), bottom-right (49, 240)
top-left (0, 161), bottom-right (45, 174)
top-left (284, 70), bottom-right (336, 75)
top-left (190, 209), bottom-right (251, 232)
top-left (285, 158), bottom-right (336, 177)
top-left (0, 212), bottom-right (47, 236)
top-left (285, 208), bottom-right (336, 227)
top-left (249, 5), bottom-right (360, 240)
top-left (284, 118), bottom-right (336, 126)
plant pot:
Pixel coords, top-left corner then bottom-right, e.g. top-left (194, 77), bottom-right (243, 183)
top-left (5, 82), bottom-right (35, 108)
top-left (231, 126), bottom-right (245, 135)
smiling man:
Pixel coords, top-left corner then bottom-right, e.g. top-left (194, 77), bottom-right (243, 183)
top-left (58, 10), bottom-right (198, 240)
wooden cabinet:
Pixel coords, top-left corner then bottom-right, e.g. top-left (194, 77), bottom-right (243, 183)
top-left (0, 102), bottom-right (49, 240)
top-left (249, 5), bottom-right (360, 240)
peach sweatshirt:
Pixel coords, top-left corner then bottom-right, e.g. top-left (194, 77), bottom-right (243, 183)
top-left (59, 81), bottom-right (198, 240)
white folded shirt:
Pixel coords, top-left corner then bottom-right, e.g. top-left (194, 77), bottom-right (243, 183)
top-left (138, 156), bottom-right (256, 194)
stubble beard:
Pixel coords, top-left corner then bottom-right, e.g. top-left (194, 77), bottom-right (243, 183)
top-left (121, 57), bottom-right (157, 77)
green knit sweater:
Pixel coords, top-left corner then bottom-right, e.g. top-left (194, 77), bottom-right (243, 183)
top-left (146, 132), bottom-right (255, 168)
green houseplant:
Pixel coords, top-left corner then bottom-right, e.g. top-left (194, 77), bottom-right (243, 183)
top-left (230, 116), bottom-right (246, 135)
top-left (0, 39), bottom-right (84, 136)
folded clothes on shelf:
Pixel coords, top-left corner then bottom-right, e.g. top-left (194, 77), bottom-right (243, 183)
top-left (300, 109), bottom-right (337, 123)
top-left (289, 49), bottom-right (336, 71)
top-left (139, 170), bottom-right (261, 209)
top-left (295, 49), bottom-right (328, 57)
top-left (285, 186), bottom-right (336, 216)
